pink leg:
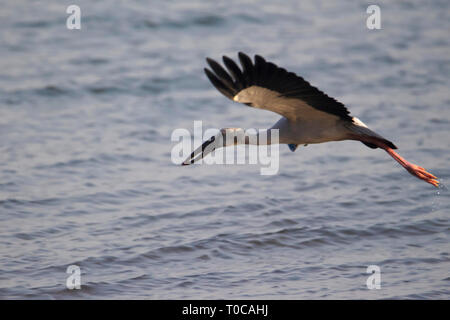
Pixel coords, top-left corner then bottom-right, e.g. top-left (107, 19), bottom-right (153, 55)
top-left (354, 135), bottom-right (440, 187)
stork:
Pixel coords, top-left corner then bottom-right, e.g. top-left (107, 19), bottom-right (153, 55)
top-left (183, 52), bottom-right (439, 187)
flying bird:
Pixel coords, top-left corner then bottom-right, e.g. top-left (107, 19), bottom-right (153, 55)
top-left (183, 52), bottom-right (439, 187)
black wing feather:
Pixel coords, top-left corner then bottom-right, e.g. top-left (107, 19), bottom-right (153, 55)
top-left (238, 52), bottom-right (254, 87)
top-left (222, 56), bottom-right (245, 91)
top-left (206, 58), bottom-right (235, 91)
top-left (204, 68), bottom-right (235, 100)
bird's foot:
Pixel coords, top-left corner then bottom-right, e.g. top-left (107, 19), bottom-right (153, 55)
top-left (404, 162), bottom-right (439, 187)
top-left (383, 147), bottom-right (439, 187)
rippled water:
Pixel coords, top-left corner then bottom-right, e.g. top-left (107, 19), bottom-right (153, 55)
top-left (0, 0), bottom-right (449, 299)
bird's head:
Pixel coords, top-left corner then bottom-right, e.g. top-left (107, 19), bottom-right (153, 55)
top-left (182, 128), bottom-right (245, 165)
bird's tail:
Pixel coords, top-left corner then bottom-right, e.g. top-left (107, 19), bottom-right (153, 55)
top-left (346, 117), bottom-right (439, 187)
top-left (345, 117), bottom-right (397, 149)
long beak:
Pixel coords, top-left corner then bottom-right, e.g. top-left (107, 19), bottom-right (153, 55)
top-left (182, 135), bottom-right (217, 165)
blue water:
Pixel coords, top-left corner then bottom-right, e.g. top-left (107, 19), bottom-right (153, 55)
top-left (0, 0), bottom-right (449, 299)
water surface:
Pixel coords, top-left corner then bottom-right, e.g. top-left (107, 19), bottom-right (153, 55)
top-left (0, 0), bottom-right (449, 299)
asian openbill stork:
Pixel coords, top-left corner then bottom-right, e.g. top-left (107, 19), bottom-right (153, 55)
top-left (183, 52), bottom-right (439, 187)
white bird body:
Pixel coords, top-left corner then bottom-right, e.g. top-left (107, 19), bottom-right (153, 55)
top-left (270, 116), bottom-right (348, 145)
top-left (183, 52), bottom-right (439, 187)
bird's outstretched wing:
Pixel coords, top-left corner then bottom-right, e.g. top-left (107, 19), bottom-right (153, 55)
top-left (204, 52), bottom-right (352, 122)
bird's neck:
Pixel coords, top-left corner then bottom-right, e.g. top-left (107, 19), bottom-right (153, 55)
top-left (244, 129), bottom-right (279, 145)
top-left (221, 128), bottom-right (279, 146)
